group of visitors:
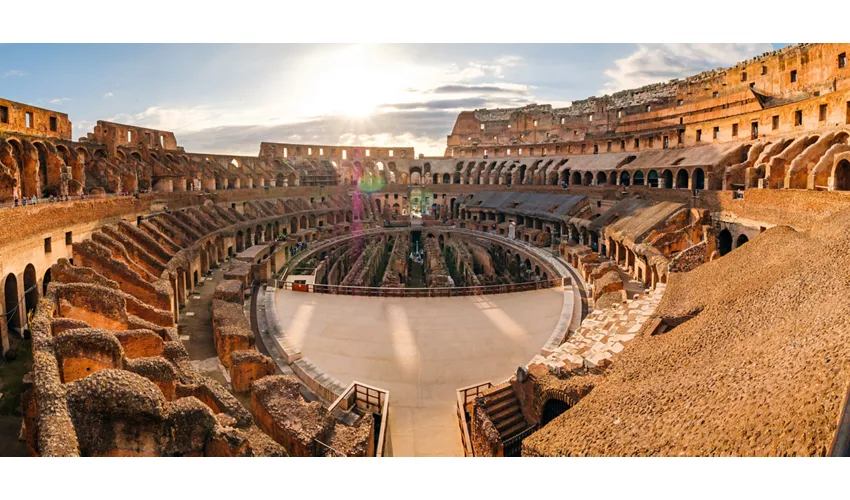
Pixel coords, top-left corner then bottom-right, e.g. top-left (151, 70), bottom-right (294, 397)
top-left (12, 192), bottom-right (82, 207)
top-left (289, 241), bottom-right (309, 256)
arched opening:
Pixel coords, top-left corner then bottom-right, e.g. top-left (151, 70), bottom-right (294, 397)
top-left (571, 171), bottom-right (581, 186)
top-left (559, 169), bottom-right (569, 186)
top-left (675, 169), bottom-right (689, 189)
top-left (718, 229), bottom-right (733, 256)
top-left (633, 171), bottom-right (645, 185)
top-left (442, 173), bottom-right (451, 184)
top-left (541, 398), bottom-right (571, 427)
top-left (432, 173), bottom-right (439, 184)
top-left (835, 160), bottom-right (850, 191)
top-left (661, 169), bottom-right (674, 189)
top-left (736, 234), bottom-right (749, 248)
top-left (693, 168), bottom-right (705, 190)
top-left (42, 268), bottom-right (52, 296)
top-left (34, 142), bottom-right (51, 197)
top-left (647, 170), bottom-right (659, 188)
top-left (582, 172), bottom-right (593, 186)
top-left (596, 171), bottom-right (607, 185)
top-left (235, 230), bottom-right (244, 252)
top-left (4, 274), bottom-right (21, 334)
top-left (619, 171), bottom-right (631, 186)
top-left (24, 264), bottom-right (38, 322)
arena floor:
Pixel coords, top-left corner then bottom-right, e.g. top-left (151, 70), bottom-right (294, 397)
top-left (272, 287), bottom-right (570, 456)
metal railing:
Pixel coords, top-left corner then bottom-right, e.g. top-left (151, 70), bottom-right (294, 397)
top-left (502, 425), bottom-right (538, 457)
top-left (455, 381), bottom-right (494, 457)
top-left (328, 381), bottom-right (391, 457)
top-left (279, 278), bottom-right (565, 298)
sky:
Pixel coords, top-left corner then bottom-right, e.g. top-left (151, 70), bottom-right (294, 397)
top-left (0, 43), bottom-right (789, 157)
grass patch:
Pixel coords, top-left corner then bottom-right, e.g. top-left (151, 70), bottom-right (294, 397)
top-left (0, 338), bottom-right (33, 416)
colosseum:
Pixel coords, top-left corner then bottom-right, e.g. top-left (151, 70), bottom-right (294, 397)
top-left (2, 42), bottom-right (850, 458)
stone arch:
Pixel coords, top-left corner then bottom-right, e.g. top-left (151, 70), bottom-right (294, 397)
top-left (619, 171), bottom-right (631, 186)
top-left (834, 159), bottom-right (850, 190)
top-left (675, 169), bottom-right (689, 189)
top-left (718, 229), bottom-right (733, 256)
top-left (3, 273), bottom-right (21, 334)
top-left (559, 169), bottom-right (570, 186)
top-left (693, 168), bottom-right (706, 190)
top-left (540, 397), bottom-right (571, 427)
top-left (235, 230), bottom-right (245, 252)
top-left (571, 171), bottom-right (581, 186)
top-left (6, 139), bottom-right (28, 198)
top-left (647, 170), bottom-right (659, 188)
top-left (633, 171), bottom-right (645, 185)
top-left (32, 141), bottom-right (52, 197)
top-left (596, 171), bottom-right (607, 185)
top-left (661, 169), bottom-right (674, 189)
top-left (442, 173), bottom-right (451, 184)
top-left (736, 234), bottom-right (749, 248)
top-left (42, 268), bottom-right (52, 296)
top-left (582, 172), bottom-right (593, 186)
top-left (23, 264), bottom-right (38, 324)
top-left (410, 166), bottom-right (422, 185)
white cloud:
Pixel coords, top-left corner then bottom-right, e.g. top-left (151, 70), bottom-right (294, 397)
top-left (600, 43), bottom-right (773, 94)
top-left (3, 69), bottom-right (26, 78)
top-left (49, 97), bottom-right (71, 104)
top-left (103, 92), bottom-right (114, 98)
top-left (445, 55), bottom-right (523, 81)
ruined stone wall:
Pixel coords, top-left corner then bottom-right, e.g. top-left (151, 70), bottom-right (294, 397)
top-left (87, 120), bottom-right (180, 153)
top-left (259, 141), bottom-right (414, 161)
top-left (15, 189), bottom-right (357, 454)
top-left (0, 98), bottom-right (72, 140)
top-left (381, 233), bottom-right (410, 287)
top-left (423, 237), bottom-right (454, 288)
top-left (446, 43), bottom-right (850, 159)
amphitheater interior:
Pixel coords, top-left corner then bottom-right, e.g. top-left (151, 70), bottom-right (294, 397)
top-left (3, 42), bottom-right (850, 457)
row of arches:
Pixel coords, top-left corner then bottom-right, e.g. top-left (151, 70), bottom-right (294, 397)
top-left (567, 167), bottom-right (706, 190)
top-left (2, 263), bottom-right (52, 349)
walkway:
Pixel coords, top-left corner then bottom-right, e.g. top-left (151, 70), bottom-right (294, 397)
top-left (177, 267), bottom-right (234, 395)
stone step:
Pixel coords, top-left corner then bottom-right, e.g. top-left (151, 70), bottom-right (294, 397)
top-left (486, 392), bottom-right (518, 414)
top-left (484, 385), bottom-right (515, 405)
top-left (490, 403), bottom-right (521, 423)
top-left (496, 412), bottom-right (526, 433)
top-left (501, 420), bottom-right (530, 441)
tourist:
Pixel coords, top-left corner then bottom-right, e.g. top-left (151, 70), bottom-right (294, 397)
top-left (14, 196), bottom-right (19, 207)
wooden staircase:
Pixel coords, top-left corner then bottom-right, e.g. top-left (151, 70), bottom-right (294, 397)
top-left (482, 384), bottom-right (531, 442)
